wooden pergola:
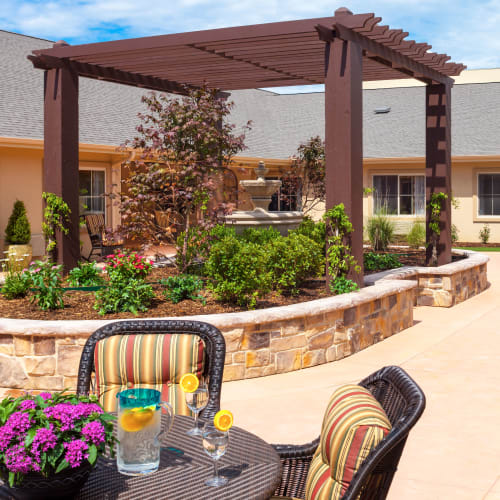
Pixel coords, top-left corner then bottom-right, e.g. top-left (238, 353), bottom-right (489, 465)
top-left (29, 7), bottom-right (465, 281)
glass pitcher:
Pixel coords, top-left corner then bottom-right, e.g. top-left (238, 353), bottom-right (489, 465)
top-left (116, 388), bottom-right (174, 476)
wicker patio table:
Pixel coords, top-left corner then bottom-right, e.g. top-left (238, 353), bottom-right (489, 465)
top-left (0, 415), bottom-right (282, 500)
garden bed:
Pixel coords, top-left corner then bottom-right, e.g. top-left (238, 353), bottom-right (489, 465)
top-left (0, 248), bottom-right (470, 320)
top-left (0, 266), bottom-right (331, 320)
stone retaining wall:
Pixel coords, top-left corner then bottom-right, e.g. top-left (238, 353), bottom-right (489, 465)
top-left (365, 250), bottom-right (489, 307)
top-left (0, 279), bottom-right (416, 389)
top-left (0, 251), bottom-right (489, 391)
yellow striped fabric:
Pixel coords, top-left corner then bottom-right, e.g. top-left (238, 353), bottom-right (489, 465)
top-left (94, 333), bottom-right (205, 413)
top-left (303, 385), bottom-right (392, 500)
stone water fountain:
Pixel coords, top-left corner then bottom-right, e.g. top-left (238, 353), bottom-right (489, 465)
top-left (225, 161), bottom-right (303, 235)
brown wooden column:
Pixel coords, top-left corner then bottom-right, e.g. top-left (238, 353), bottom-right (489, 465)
top-left (43, 60), bottom-right (80, 271)
top-left (324, 9), bottom-right (364, 287)
top-left (425, 83), bottom-right (452, 266)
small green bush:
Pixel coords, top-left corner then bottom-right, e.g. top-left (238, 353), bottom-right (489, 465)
top-left (28, 260), bottom-right (65, 311)
top-left (205, 235), bottom-right (271, 309)
top-left (241, 227), bottom-right (281, 245)
top-left (161, 275), bottom-right (205, 304)
top-left (5, 200), bottom-right (31, 245)
top-left (210, 224), bottom-right (236, 241)
top-left (367, 214), bottom-right (395, 251)
top-left (265, 233), bottom-right (324, 294)
top-left (1, 271), bottom-right (31, 299)
top-left (363, 252), bottom-right (403, 271)
top-left (451, 224), bottom-right (459, 244)
top-left (479, 224), bottom-right (490, 244)
top-left (406, 222), bottom-right (425, 248)
top-left (94, 278), bottom-right (155, 315)
top-left (331, 276), bottom-right (359, 295)
top-left (67, 261), bottom-right (104, 287)
top-left (290, 217), bottom-right (326, 253)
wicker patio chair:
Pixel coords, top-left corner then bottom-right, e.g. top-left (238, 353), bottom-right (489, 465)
top-left (77, 319), bottom-right (226, 418)
top-left (272, 365), bottom-right (426, 500)
top-left (84, 213), bottom-right (123, 261)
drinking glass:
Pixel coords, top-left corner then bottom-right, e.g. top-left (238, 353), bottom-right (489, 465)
top-left (185, 383), bottom-right (208, 436)
top-left (202, 423), bottom-right (229, 487)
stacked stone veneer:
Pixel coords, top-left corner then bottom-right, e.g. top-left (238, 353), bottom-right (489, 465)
top-left (366, 250), bottom-right (489, 307)
top-left (0, 279), bottom-right (415, 389)
top-left (0, 251), bottom-right (488, 389)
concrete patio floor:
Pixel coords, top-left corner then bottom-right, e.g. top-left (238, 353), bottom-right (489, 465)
top-left (221, 252), bottom-right (500, 500)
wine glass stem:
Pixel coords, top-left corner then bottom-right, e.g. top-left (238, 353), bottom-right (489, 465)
top-left (193, 411), bottom-right (199, 429)
top-left (213, 459), bottom-right (218, 480)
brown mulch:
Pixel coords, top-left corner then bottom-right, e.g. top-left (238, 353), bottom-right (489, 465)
top-left (0, 248), bottom-right (462, 320)
top-left (454, 242), bottom-right (500, 248)
top-left (0, 266), bottom-right (330, 321)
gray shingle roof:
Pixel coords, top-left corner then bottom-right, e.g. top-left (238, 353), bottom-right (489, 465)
top-left (1, 30), bottom-right (499, 159)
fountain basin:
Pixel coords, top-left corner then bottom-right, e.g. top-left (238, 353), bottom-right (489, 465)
top-left (225, 208), bottom-right (303, 235)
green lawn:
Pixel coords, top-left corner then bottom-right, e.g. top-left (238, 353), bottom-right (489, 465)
top-left (458, 247), bottom-right (500, 252)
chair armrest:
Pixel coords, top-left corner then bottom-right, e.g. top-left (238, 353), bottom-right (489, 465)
top-left (271, 437), bottom-right (320, 499)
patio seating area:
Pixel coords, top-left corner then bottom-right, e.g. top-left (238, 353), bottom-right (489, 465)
top-left (220, 252), bottom-right (500, 499)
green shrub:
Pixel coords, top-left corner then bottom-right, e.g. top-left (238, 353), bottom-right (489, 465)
top-left (5, 200), bottom-right (31, 245)
top-left (331, 276), bottom-right (359, 295)
top-left (366, 214), bottom-right (395, 251)
top-left (28, 260), bottom-right (65, 310)
top-left (324, 204), bottom-right (360, 286)
top-left (290, 217), bottom-right (326, 253)
top-left (67, 261), bottom-right (105, 287)
top-left (479, 224), bottom-right (490, 244)
top-left (406, 222), bottom-right (425, 248)
top-left (94, 278), bottom-right (155, 315)
top-left (210, 224), bottom-right (236, 241)
top-left (205, 235), bottom-right (271, 309)
top-left (176, 226), bottom-right (212, 274)
top-left (241, 227), bottom-right (281, 245)
top-left (265, 233), bottom-right (324, 294)
top-left (161, 275), bottom-right (205, 304)
top-left (363, 252), bottom-right (403, 271)
top-left (451, 224), bottom-right (459, 244)
top-left (1, 271), bottom-right (31, 299)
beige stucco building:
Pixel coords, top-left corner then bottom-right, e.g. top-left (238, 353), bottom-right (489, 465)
top-left (1, 29), bottom-right (500, 258)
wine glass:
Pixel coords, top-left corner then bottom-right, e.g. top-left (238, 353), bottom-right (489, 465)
top-left (185, 383), bottom-right (208, 436)
top-left (202, 423), bottom-right (229, 487)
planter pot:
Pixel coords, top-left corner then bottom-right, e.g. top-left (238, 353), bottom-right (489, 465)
top-left (7, 244), bottom-right (32, 272)
top-left (2, 461), bottom-right (92, 500)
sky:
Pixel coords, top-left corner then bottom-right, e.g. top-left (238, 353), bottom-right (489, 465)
top-left (2, 0), bottom-right (499, 93)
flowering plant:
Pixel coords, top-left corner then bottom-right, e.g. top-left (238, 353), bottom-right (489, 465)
top-left (102, 252), bottom-right (153, 281)
top-left (24, 260), bottom-right (65, 311)
top-left (94, 252), bottom-right (155, 315)
top-left (0, 392), bottom-right (116, 487)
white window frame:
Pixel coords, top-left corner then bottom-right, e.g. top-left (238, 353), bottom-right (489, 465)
top-left (372, 173), bottom-right (425, 217)
top-left (476, 172), bottom-right (500, 218)
top-left (79, 166), bottom-right (107, 221)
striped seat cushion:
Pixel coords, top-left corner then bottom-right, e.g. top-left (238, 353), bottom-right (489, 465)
top-left (94, 333), bottom-right (205, 414)
top-left (304, 385), bottom-right (392, 500)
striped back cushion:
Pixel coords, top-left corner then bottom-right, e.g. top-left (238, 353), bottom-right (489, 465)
top-left (94, 333), bottom-right (205, 414)
top-left (305, 385), bottom-right (392, 500)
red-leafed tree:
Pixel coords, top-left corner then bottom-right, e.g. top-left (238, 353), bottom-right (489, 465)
top-left (120, 85), bottom-right (250, 270)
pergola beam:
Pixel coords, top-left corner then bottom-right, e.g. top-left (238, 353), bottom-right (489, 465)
top-left (317, 23), bottom-right (455, 85)
top-left (28, 55), bottom-right (191, 95)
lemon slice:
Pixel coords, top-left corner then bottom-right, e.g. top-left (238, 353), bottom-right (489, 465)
top-left (214, 410), bottom-right (233, 432)
top-left (180, 373), bottom-right (199, 393)
top-left (120, 406), bottom-right (155, 432)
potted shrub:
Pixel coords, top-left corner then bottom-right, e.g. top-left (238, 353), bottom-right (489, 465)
top-left (4, 200), bottom-right (32, 272)
top-left (0, 391), bottom-right (116, 498)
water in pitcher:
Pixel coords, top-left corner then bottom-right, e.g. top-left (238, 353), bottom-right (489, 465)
top-left (115, 389), bottom-right (173, 476)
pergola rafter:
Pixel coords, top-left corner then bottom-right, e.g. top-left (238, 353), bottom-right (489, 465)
top-left (28, 7), bottom-right (464, 277)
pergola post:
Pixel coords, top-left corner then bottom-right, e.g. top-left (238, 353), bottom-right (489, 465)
top-left (43, 61), bottom-right (80, 271)
top-left (324, 9), bottom-right (364, 288)
top-left (425, 83), bottom-right (452, 266)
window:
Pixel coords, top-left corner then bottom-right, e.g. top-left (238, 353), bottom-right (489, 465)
top-left (373, 175), bottom-right (425, 216)
top-left (79, 170), bottom-right (105, 215)
top-left (268, 177), bottom-right (302, 212)
top-left (478, 173), bottom-right (500, 216)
